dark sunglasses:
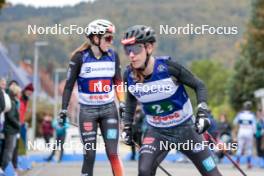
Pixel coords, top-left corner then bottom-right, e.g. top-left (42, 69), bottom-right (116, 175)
top-left (123, 43), bottom-right (144, 55)
top-left (102, 35), bottom-right (114, 43)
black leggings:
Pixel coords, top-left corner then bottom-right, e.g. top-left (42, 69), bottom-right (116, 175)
top-left (79, 102), bottom-right (123, 176)
top-left (138, 119), bottom-right (222, 176)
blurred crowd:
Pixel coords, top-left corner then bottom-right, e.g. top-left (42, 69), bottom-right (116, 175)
top-left (0, 77), bottom-right (70, 173)
top-left (0, 78), bottom-right (33, 174)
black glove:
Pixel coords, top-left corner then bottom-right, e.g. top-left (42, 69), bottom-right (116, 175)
top-left (58, 109), bottom-right (67, 126)
top-left (121, 124), bottom-right (133, 146)
top-left (119, 102), bottom-right (126, 119)
top-left (195, 103), bottom-right (211, 134)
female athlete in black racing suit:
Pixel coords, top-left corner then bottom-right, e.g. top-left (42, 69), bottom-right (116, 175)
top-left (121, 25), bottom-right (222, 176)
top-left (59, 19), bottom-right (124, 176)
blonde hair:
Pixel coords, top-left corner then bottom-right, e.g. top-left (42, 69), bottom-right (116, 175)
top-left (71, 41), bottom-right (91, 58)
top-left (9, 84), bottom-right (21, 96)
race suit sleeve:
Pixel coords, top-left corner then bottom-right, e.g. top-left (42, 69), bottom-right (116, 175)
top-left (122, 68), bottom-right (137, 126)
top-left (166, 59), bottom-right (208, 104)
top-left (113, 52), bottom-right (125, 102)
top-left (61, 52), bottom-right (82, 110)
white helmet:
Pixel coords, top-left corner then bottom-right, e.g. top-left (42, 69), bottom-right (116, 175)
top-left (86, 19), bottom-right (115, 37)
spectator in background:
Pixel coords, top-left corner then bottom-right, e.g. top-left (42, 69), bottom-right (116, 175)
top-left (255, 108), bottom-right (264, 168)
top-left (0, 78), bottom-right (5, 112)
top-left (0, 78), bottom-right (11, 174)
top-left (7, 80), bottom-right (19, 89)
top-left (216, 113), bottom-right (232, 163)
top-left (5, 80), bottom-right (21, 170)
top-left (0, 80), bottom-right (21, 168)
top-left (1, 83), bottom-right (21, 171)
top-left (0, 82), bottom-right (5, 114)
top-left (0, 80), bottom-right (4, 175)
top-left (41, 114), bottom-right (53, 145)
top-left (218, 113), bottom-right (232, 137)
top-left (11, 82), bottom-right (34, 170)
top-left (233, 101), bottom-right (256, 169)
top-left (19, 83), bottom-right (34, 148)
top-left (0, 78), bottom-right (10, 132)
top-left (46, 118), bottom-right (69, 162)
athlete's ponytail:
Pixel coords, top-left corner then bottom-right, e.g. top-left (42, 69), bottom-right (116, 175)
top-left (71, 41), bottom-right (91, 59)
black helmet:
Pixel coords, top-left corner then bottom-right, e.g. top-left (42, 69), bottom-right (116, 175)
top-left (121, 25), bottom-right (156, 45)
top-left (243, 101), bottom-right (252, 110)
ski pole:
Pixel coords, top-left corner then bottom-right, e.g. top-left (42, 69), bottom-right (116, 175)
top-left (206, 132), bottom-right (247, 176)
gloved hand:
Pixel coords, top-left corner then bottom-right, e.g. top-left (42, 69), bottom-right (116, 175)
top-left (121, 124), bottom-right (133, 146)
top-left (119, 102), bottom-right (126, 119)
top-left (58, 109), bottom-right (67, 126)
top-left (195, 103), bottom-right (211, 134)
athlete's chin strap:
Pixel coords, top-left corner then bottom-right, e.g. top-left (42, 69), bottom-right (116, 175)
top-left (136, 45), bottom-right (151, 72)
top-left (89, 35), bottom-right (107, 55)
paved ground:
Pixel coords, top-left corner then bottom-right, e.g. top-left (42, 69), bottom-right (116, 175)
top-left (22, 161), bottom-right (264, 176)
top-left (21, 137), bottom-right (264, 176)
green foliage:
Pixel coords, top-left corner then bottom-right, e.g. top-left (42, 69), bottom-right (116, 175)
top-left (187, 59), bottom-right (234, 118)
top-left (211, 103), bottom-right (236, 122)
top-left (190, 59), bottom-right (232, 106)
top-left (0, 0), bottom-right (5, 10)
top-left (228, 0), bottom-right (264, 111)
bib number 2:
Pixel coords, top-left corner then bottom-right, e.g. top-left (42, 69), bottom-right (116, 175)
top-left (150, 103), bottom-right (174, 115)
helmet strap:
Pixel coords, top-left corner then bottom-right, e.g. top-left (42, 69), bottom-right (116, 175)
top-left (136, 45), bottom-right (151, 72)
top-left (89, 35), bottom-right (106, 55)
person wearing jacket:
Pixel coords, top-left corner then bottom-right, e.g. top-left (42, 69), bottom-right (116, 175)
top-left (0, 88), bottom-right (4, 114)
top-left (1, 83), bottom-right (21, 170)
top-left (19, 83), bottom-right (34, 148)
top-left (0, 78), bottom-right (11, 174)
top-left (233, 101), bottom-right (256, 169)
top-left (0, 78), bottom-right (8, 114)
top-left (41, 114), bottom-right (54, 145)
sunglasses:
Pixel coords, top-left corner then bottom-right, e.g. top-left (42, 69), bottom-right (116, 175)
top-left (102, 35), bottom-right (114, 43)
top-left (123, 44), bottom-right (144, 55)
